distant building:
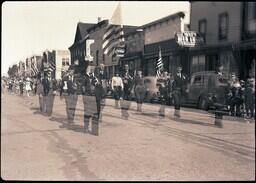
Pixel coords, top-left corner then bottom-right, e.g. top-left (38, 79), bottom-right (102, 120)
top-left (42, 50), bottom-right (70, 80)
top-left (189, 2), bottom-right (256, 80)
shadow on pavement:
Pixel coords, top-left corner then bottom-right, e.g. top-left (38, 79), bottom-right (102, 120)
top-left (169, 116), bottom-right (218, 128)
top-left (48, 117), bottom-right (88, 134)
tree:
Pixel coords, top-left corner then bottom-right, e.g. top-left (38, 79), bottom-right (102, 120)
top-left (7, 64), bottom-right (18, 78)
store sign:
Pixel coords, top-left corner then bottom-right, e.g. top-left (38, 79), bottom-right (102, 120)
top-left (175, 31), bottom-right (204, 47)
top-left (85, 39), bottom-right (95, 62)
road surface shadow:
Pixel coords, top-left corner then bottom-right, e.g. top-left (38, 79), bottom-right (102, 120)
top-left (169, 116), bottom-right (217, 128)
top-left (30, 107), bottom-right (40, 110)
top-left (49, 116), bottom-right (95, 135)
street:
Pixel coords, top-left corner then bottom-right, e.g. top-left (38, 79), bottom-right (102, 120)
top-left (1, 93), bottom-right (255, 181)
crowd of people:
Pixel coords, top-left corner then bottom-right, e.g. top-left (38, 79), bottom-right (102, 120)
top-left (2, 76), bottom-right (38, 97)
top-left (2, 63), bottom-right (255, 135)
top-left (226, 72), bottom-right (255, 119)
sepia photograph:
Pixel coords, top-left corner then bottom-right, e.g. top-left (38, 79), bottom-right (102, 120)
top-left (1, 1), bottom-right (255, 181)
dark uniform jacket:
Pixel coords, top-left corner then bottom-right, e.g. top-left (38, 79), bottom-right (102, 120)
top-left (172, 73), bottom-right (188, 94)
top-left (122, 71), bottom-right (133, 95)
top-left (82, 73), bottom-right (95, 96)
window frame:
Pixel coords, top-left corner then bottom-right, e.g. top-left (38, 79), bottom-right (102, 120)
top-left (198, 18), bottom-right (207, 43)
top-left (218, 12), bottom-right (229, 40)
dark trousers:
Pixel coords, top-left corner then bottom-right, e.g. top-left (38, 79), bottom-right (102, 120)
top-left (113, 86), bottom-right (122, 100)
top-left (245, 103), bottom-right (255, 118)
top-left (39, 95), bottom-right (43, 112)
top-left (173, 90), bottom-right (181, 110)
top-left (46, 93), bottom-right (55, 116)
top-left (123, 86), bottom-right (131, 100)
top-left (230, 98), bottom-right (242, 116)
top-left (64, 93), bottom-right (78, 122)
top-left (83, 95), bottom-right (99, 135)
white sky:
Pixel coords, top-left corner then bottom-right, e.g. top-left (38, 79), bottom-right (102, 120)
top-left (2, 1), bottom-right (190, 75)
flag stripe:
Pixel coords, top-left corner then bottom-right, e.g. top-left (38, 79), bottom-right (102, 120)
top-left (102, 27), bottom-right (121, 48)
top-left (156, 48), bottom-right (163, 77)
top-left (102, 34), bottom-right (125, 51)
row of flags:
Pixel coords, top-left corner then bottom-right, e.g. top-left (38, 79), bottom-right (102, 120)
top-left (19, 2), bottom-right (164, 78)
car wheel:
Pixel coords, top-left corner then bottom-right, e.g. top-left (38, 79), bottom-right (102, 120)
top-left (198, 96), bottom-right (208, 110)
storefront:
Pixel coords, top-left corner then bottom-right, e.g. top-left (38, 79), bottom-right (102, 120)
top-left (188, 39), bottom-right (256, 80)
top-left (143, 38), bottom-right (188, 76)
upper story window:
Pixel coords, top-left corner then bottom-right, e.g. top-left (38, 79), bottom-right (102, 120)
top-left (247, 2), bottom-right (256, 20)
top-left (218, 12), bottom-right (229, 40)
top-left (198, 19), bottom-right (207, 43)
top-left (62, 58), bottom-right (70, 66)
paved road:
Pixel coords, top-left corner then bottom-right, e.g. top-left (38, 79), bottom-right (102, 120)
top-left (1, 93), bottom-right (255, 181)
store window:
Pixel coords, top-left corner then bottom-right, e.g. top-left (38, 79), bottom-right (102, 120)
top-left (218, 12), bottom-right (229, 40)
top-left (191, 55), bottom-right (205, 73)
top-left (198, 19), bottom-right (207, 43)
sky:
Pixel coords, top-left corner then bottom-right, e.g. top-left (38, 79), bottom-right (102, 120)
top-left (1, 1), bottom-right (190, 76)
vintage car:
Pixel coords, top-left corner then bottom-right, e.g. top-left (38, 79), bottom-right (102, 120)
top-left (184, 71), bottom-right (230, 110)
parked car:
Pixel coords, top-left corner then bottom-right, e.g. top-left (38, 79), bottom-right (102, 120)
top-left (130, 76), bottom-right (171, 103)
top-left (184, 71), bottom-right (230, 110)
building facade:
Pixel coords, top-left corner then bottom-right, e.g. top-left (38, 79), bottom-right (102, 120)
top-left (189, 2), bottom-right (256, 80)
top-left (142, 12), bottom-right (189, 76)
top-left (69, 19), bottom-right (137, 78)
top-left (119, 28), bottom-right (144, 74)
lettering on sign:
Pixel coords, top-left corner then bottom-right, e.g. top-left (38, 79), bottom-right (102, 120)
top-left (175, 31), bottom-right (204, 47)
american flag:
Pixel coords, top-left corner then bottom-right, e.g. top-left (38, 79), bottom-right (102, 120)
top-left (102, 2), bottom-right (125, 57)
top-left (31, 60), bottom-right (39, 76)
top-left (156, 47), bottom-right (164, 77)
top-left (48, 61), bottom-right (56, 72)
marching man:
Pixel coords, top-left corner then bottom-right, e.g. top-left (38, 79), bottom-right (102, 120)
top-left (172, 66), bottom-right (188, 118)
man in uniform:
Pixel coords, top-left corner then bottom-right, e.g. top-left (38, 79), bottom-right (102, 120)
top-left (111, 70), bottom-right (124, 109)
top-left (158, 71), bottom-right (170, 117)
top-left (121, 64), bottom-right (133, 119)
top-left (46, 75), bottom-right (58, 116)
top-left (172, 66), bottom-right (188, 118)
top-left (65, 71), bottom-right (78, 123)
top-left (82, 65), bottom-right (99, 135)
top-left (95, 64), bottom-right (108, 122)
top-left (42, 72), bottom-right (50, 114)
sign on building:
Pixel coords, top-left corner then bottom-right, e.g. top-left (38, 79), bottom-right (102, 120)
top-left (85, 39), bottom-right (95, 62)
top-left (175, 31), bottom-right (204, 47)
